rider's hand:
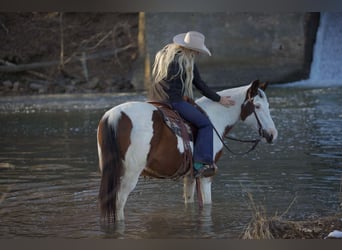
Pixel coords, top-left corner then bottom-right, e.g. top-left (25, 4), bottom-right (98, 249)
top-left (219, 96), bottom-right (235, 107)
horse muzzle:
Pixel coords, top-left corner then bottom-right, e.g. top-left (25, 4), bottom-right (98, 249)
top-left (260, 128), bottom-right (278, 144)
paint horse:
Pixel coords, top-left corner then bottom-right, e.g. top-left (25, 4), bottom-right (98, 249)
top-left (97, 80), bottom-right (278, 222)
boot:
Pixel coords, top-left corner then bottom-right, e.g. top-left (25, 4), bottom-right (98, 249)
top-left (193, 163), bottom-right (218, 178)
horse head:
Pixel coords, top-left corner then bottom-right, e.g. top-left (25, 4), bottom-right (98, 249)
top-left (240, 80), bottom-right (278, 143)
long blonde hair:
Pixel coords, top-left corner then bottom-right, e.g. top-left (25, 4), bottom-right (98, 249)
top-left (149, 43), bottom-right (196, 101)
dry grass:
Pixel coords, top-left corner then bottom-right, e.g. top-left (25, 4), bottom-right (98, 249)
top-left (241, 192), bottom-right (276, 239)
top-left (241, 191), bottom-right (342, 239)
top-left (241, 192), bottom-right (300, 239)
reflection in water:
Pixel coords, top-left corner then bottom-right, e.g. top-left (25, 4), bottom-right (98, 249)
top-left (0, 87), bottom-right (341, 238)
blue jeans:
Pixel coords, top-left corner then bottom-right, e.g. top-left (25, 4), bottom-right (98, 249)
top-left (171, 100), bottom-right (213, 164)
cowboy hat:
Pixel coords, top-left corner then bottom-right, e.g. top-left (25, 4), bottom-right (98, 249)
top-left (173, 31), bottom-right (211, 56)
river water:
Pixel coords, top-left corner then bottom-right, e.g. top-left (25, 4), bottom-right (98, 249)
top-left (0, 86), bottom-right (341, 238)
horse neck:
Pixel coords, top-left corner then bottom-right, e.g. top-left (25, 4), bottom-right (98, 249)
top-left (196, 85), bottom-right (249, 136)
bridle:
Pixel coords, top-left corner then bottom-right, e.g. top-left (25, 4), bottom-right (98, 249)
top-left (212, 94), bottom-right (266, 156)
top-left (244, 96), bottom-right (265, 138)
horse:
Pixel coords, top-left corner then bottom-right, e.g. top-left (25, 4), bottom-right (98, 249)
top-left (97, 80), bottom-right (278, 222)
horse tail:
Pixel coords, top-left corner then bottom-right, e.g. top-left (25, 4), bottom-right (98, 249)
top-left (97, 115), bottom-right (122, 222)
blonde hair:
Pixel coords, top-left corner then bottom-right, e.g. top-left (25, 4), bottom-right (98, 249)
top-left (149, 43), bottom-right (196, 101)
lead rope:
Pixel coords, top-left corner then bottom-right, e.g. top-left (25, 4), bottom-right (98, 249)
top-left (195, 178), bottom-right (203, 208)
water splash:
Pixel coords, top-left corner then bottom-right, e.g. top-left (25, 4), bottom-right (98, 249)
top-left (283, 13), bottom-right (342, 87)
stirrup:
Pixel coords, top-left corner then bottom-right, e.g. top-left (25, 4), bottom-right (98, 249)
top-left (193, 164), bottom-right (218, 178)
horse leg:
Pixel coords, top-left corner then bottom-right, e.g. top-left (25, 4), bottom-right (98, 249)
top-left (183, 175), bottom-right (196, 203)
top-left (183, 176), bottom-right (212, 204)
top-left (199, 177), bottom-right (212, 204)
top-left (115, 164), bottom-right (142, 221)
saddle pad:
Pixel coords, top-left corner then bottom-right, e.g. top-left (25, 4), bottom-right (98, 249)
top-left (149, 102), bottom-right (192, 140)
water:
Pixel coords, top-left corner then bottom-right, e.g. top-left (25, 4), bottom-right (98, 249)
top-left (0, 86), bottom-right (341, 238)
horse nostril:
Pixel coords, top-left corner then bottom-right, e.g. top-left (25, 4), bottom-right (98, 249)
top-left (264, 132), bottom-right (273, 143)
top-left (268, 134), bottom-right (273, 143)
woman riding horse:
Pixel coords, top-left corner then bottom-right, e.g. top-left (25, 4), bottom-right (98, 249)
top-left (149, 31), bottom-right (235, 178)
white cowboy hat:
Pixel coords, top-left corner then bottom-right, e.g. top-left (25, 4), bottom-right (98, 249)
top-left (173, 31), bottom-right (211, 56)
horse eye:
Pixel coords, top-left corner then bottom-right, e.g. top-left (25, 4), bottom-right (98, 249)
top-left (255, 104), bottom-right (261, 109)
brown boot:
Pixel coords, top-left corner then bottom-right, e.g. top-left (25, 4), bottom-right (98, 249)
top-left (194, 164), bottom-right (218, 178)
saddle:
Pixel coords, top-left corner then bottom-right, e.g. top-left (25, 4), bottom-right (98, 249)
top-left (148, 98), bottom-right (199, 179)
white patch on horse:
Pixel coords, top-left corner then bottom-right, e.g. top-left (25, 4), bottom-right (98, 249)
top-left (120, 102), bottom-right (156, 170)
top-left (175, 135), bottom-right (185, 153)
top-left (200, 177), bottom-right (213, 204)
top-left (97, 141), bottom-right (103, 171)
top-left (175, 134), bottom-right (194, 154)
top-left (103, 102), bottom-right (157, 172)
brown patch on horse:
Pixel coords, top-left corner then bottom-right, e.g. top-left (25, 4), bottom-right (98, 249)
top-left (116, 111), bottom-right (133, 159)
top-left (143, 110), bottom-right (190, 179)
top-left (240, 80), bottom-right (264, 121)
top-left (213, 125), bottom-right (233, 162)
top-left (240, 100), bottom-right (255, 121)
top-left (224, 125), bottom-right (234, 137)
top-left (214, 150), bottom-right (223, 163)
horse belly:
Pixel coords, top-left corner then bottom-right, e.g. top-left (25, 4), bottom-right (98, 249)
top-left (143, 148), bottom-right (185, 178)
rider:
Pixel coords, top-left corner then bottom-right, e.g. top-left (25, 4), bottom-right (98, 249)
top-left (149, 31), bottom-right (235, 178)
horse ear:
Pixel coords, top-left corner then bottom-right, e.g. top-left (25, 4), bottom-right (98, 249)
top-left (248, 80), bottom-right (260, 97)
top-left (259, 81), bottom-right (268, 91)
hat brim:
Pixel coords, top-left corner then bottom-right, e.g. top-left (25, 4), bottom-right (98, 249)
top-left (173, 33), bottom-right (212, 56)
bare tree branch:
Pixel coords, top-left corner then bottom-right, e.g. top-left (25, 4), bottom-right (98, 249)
top-left (59, 12), bottom-right (65, 70)
top-left (0, 44), bottom-right (135, 73)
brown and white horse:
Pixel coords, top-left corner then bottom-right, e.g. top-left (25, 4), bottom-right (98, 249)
top-left (97, 80), bottom-right (278, 222)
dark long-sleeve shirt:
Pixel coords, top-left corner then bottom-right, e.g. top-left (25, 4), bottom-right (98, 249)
top-left (162, 60), bottom-right (221, 102)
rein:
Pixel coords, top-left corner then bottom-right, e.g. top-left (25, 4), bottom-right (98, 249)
top-left (212, 125), bottom-right (261, 156)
